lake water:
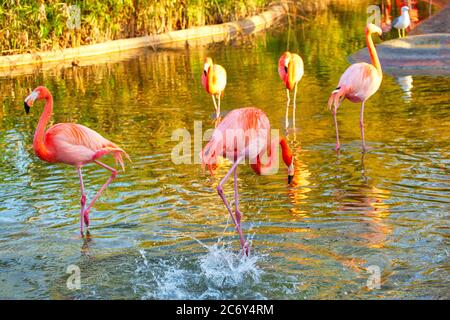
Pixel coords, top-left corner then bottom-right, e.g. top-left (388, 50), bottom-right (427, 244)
top-left (0, 0), bottom-right (448, 299)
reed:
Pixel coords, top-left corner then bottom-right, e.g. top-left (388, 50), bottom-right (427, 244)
top-left (0, 0), bottom-right (271, 55)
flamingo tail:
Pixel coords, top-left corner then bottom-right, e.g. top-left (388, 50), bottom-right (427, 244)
top-left (93, 145), bottom-right (131, 172)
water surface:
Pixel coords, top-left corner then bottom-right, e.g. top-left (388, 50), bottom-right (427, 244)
top-left (0, 0), bottom-right (449, 299)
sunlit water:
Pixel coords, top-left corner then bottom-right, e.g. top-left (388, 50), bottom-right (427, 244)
top-left (0, 1), bottom-right (449, 299)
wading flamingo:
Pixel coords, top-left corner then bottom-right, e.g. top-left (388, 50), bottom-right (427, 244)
top-left (202, 57), bottom-right (227, 119)
top-left (24, 86), bottom-right (130, 235)
top-left (201, 107), bottom-right (295, 255)
top-left (328, 24), bottom-right (383, 152)
top-left (393, 6), bottom-right (410, 38)
top-left (278, 52), bottom-right (304, 128)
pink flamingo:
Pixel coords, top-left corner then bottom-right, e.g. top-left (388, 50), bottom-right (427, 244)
top-left (278, 52), bottom-right (304, 128)
top-left (24, 86), bottom-right (130, 235)
top-left (328, 24), bottom-right (383, 151)
top-left (201, 57), bottom-right (227, 119)
top-left (201, 107), bottom-right (295, 255)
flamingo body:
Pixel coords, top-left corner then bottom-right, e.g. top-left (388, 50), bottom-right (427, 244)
top-left (42, 123), bottom-right (126, 168)
top-left (328, 24), bottom-right (383, 151)
top-left (24, 86), bottom-right (129, 234)
top-left (336, 62), bottom-right (382, 103)
top-left (202, 107), bottom-right (295, 255)
top-left (202, 107), bottom-right (270, 167)
top-left (278, 52), bottom-right (304, 90)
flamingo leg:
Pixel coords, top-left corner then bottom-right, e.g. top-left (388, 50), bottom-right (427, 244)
top-left (233, 166), bottom-right (239, 217)
top-left (233, 166), bottom-right (249, 256)
top-left (77, 166), bottom-right (86, 235)
top-left (333, 103), bottom-right (341, 151)
top-left (292, 82), bottom-right (298, 130)
top-left (216, 156), bottom-right (249, 255)
top-left (360, 101), bottom-right (367, 152)
top-left (285, 89), bottom-right (290, 128)
top-left (212, 95), bottom-right (218, 119)
top-left (217, 93), bottom-right (221, 119)
top-left (83, 160), bottom-right (118, 227)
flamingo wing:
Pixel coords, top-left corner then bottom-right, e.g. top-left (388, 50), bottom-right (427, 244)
top-left (201, 107), bottom-right (270, 170)
top-left (45, 123), bottom-right (129, 169)
top-left (338, 63), bottom-right (382, 102)
top-left (291, 54), bottom-right (304, 84)
top-left (210, 64), bottom-right (227, 94)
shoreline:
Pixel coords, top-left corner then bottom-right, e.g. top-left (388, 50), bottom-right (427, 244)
top-left (0, 4), bottom-right (287, 75)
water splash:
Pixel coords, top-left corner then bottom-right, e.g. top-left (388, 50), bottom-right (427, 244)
top-left (133, 241), bottom-right (264, 299)
top-left (198, 242), bottom-right (263, 288)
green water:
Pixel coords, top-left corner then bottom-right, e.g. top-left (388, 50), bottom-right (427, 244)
top-left (0, 1), bottom-right (449, 299)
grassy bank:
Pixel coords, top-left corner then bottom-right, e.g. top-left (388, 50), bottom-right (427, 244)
top-left (0, 0), bottom-right (270, 55)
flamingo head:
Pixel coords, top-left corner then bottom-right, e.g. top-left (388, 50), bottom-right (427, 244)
top-left (365, 23), bottom-right (382, 37)
top-left (24, 86), bottom-right (48, 114)
top-left (203, 57), bottom-right (213, 75)
top-left (282, 51), bottom-right (291, 73)
top-left (280, 137), bottom-right (295, 184)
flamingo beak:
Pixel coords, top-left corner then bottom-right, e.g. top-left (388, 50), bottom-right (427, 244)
top-left (287, 162), bottom-right (294, 184)
top-left (288, 174), bottom-right (294, 184)
top-left (24, 102), bottom-right (30, 114)
top-left (203, 63), bottom-right (210, 75)
top-left (24, 91), bottom-right (38, 114)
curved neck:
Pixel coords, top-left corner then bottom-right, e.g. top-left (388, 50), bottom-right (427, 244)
top-left (207, 65), bottom-right (214, 93)
top-left (287, 63), bottom-right (294, 89)
top-left (252, 137), bottom-right (292, 175)
top-left (33, 93), bottom-right (53, 159)
top-left (366, 30), bottom-right (382, 77)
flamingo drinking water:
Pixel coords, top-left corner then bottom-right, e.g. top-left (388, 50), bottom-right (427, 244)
top-left (24, 86), bottom-right (130, 235)
top-left (328, 24), bottom-right (383, 152)
top-left (201, 107), bottom-right (295, 255)
top-left (202, 57), bottom-right (227, 119)
top-left (278, 52), bottom-right (304, 128)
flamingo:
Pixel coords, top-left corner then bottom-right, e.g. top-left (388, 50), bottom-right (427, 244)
top-left (201, 57), bottom-right (227, 119)
top-left (23, 86), bottom-right (130, 235)
top-left (278, 52), bottom-right (304, 128)
top-left (393, 6), bottom-right (410, 38)
top-left (201, 107), bottom-right (295, 255)
top-left (328, 24), bottom-right (383, 152)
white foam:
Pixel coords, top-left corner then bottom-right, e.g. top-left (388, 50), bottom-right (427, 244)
top-left (198, 242), bottom-right (263, 288)
top-left (133, 240), bottom-right (264, 299)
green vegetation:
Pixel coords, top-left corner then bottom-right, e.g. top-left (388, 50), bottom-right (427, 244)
top-left (0, 0), bottom-right (270, 55)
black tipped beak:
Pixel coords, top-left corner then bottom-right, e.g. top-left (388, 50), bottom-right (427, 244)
top-left (288, 175), bottom-right (294, 184)
top-left (24, 101), bottom-right (30, 114)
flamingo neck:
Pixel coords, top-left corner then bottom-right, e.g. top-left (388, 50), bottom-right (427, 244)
top-left (33, 92), bottom-right (53, 161)
top-left (284, 53), bottom-right (295, 90)
top-left (207, 65), bottom-right (214, 94)
top-left (252, 137), bottom-right (293, 175)
top-left (366, 30), bottom-right (382, 77)
top-left (286, 63), bottom-right (294, 90)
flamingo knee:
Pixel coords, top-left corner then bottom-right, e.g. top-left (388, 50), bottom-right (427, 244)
top-left (80, 194), bottom-right (86, 206)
